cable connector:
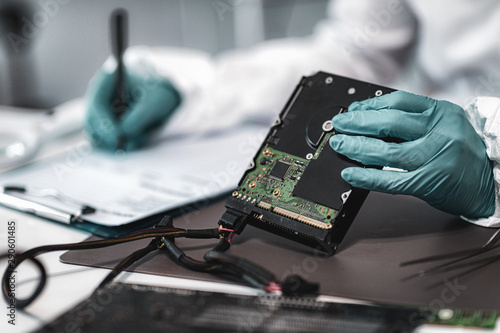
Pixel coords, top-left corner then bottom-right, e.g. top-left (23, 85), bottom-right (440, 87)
top-left (155, 215), bottom-right (175, 248)
top-left (218, 210), bottom-right (246, 234)
top-left (156, 215), bottom-right (174, 229)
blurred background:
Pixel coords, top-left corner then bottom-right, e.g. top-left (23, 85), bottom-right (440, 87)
top-left (0, 0), bottom-right (328, 108)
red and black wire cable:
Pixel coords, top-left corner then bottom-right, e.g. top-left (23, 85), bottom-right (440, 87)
top-left (2, 215), bottom-right (310, 309)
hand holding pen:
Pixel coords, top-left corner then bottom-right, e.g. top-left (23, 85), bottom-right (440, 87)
top-left (83, 8), bottom-right (182, 152)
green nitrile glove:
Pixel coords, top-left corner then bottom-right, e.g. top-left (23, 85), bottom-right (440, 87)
top-left (329, 90), bottom-right (495, 219)
top-left (84, 66), bottom-right (181, 151)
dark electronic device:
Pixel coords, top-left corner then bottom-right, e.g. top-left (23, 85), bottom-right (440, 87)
top-left (219, 72), bottom-right (394, 255)
top-left (34, 283), bottom-right (423, 333)
top-left (34, 283), bottom-right (497, 332)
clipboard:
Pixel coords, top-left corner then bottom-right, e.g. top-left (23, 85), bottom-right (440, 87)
top-left (0, 125), bottom-right (264, 237)
top-left (0, 184), bottom-right (229, 237)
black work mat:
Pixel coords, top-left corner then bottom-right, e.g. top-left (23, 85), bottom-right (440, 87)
top-left (61, 192), bottom-right (500, 310)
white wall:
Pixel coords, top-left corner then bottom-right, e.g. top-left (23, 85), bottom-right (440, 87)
top-left (0, 0), bottom-right (327, 107)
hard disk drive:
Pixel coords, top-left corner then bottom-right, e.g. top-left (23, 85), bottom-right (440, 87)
top-left (219, 72), bottom-right (394, 255)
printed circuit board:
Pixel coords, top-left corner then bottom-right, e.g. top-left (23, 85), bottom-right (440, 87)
top-left (233, 133), bottom-right (339, 230)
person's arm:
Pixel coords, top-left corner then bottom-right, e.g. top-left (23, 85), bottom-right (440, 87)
top-left (85, 0), bottom-right (420, 145)
top-left (143, 0), bottom-right (420, 134)
top-left (461, 97), bottom-right (500, 226)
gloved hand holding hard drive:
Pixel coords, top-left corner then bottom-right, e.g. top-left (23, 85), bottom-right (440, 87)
top-left (330, 91), bottom-right (496, 219)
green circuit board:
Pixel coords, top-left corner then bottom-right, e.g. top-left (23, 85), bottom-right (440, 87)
top-left (426, 308), bottom-right (498, 329)
top-left (232, 132), bottom-right (338, 230)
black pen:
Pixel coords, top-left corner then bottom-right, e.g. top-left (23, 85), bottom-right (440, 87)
top-left (110, 8), bottom-right (129, 150)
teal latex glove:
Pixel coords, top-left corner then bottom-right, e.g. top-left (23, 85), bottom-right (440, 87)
top-left (84, 66), bottom-right (181, 151)
top-left (329, 91), bottom-right (495, 219)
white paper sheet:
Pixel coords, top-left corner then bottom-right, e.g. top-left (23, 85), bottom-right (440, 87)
top-left (0, 126), bottom-right (266, 226)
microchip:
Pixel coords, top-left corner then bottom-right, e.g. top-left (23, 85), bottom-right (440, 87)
top-left (269, 161), bottom-right (290, 180)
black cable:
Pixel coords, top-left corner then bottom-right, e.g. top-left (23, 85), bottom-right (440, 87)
top-left (161, 236), bottom-right (260, 287)
top-left (204, 251), bottom-right (276, 285)
top-left (161, 237), bottom-right (217, 272)
top-left (98, 239), bottom-right (159, 289)
top-left (161, 236), bottom-right (277, 290)
top-left (205, 251), bottom-right (275, 280)
top-left (1, 216), bottom-right (320, 309)
top-left (1, 228), bottom-right (186, 309)
top-left (2, 256), bottom-right (46, 309)
top-left (212, 238), bottom-right (231, 253)
top-left (8, 227), bottom-right (186, 261)
top-left (185, 228), bottom-right (220, 239)
top-left (1, 223), bottom-right (225, 309)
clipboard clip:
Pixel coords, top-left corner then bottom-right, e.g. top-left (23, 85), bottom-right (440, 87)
top-left (0, 185), bottom-right (96, 224)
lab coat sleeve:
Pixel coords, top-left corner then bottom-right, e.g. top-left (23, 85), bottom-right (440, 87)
top-left (463, 97), bottom-right (500, 227)
top-left (123, 0), bottom-right (419, 134)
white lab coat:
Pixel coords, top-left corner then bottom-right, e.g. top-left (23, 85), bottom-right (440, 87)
top-left (123, 0), bottom-right (500, 227)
